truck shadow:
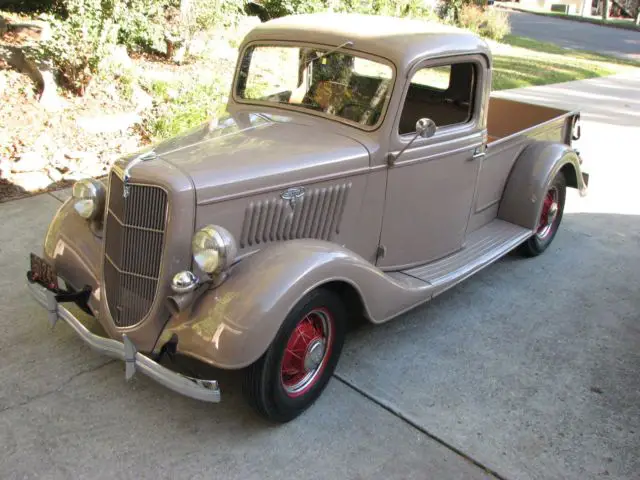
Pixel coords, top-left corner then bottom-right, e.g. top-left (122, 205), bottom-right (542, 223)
top-left (334, 210), bottom-right (640, 479)
top-left (340, 213), bottom-right (640, 351)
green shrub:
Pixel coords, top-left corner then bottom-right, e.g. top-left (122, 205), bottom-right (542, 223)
top-left (36, 0), bottom-right (119, 95)
top-left (457, 4), bottom-right (485, 32)
top-left (338, 0), bottom-right (435, 17)
top-left (114, 0), bottom-right (171, 52)
top-left (142, 75), bottom-right (230, 140)
top-left (480, 7), bottom-right (510, 40)
top-left (258, 0), bottom-right (436, 19)
top-left (453, 3), bottom-right (511, 40)
top-left (1, 0), bottom-right (59, 14)
top-left (192, 0), bottom-right (252, 29)
top-left (258, 0), bottom-right (328, 18)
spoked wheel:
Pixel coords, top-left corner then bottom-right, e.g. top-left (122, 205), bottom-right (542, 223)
top-left (519, 172), bottom-right (566, 257)
top-left (243, 289), bottom-right (346, 423)
top-left (281, 308), bottom-right (334, 397)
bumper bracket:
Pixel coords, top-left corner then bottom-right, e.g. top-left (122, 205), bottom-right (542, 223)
top-left (28, 280), bottom-right (221, 403)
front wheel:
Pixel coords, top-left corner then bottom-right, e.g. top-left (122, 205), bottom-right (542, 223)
top-left (518, 172), bottom-right (566, 257)
top-left (243, 289), bottom-right (346, 423)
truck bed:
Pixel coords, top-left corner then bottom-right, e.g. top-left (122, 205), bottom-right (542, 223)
top-left (464, 96), bottom-right (580, 236)
top-left (487, 97), bottom-right (578, 146)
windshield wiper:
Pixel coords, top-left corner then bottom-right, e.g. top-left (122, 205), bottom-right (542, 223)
top-left (304, 40), bottom-right (354, 68)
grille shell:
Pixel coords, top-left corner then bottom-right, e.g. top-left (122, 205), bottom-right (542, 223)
top-left (103, 173), bottom-right (168, 328)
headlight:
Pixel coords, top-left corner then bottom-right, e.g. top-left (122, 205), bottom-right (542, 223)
top-left (192, 225), bottom-right (237, 275)
top-left (72, 179), bottom-right (105, 220)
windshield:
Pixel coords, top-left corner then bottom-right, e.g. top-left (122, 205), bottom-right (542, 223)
top-left (235, 44), bottom-right (394, 128)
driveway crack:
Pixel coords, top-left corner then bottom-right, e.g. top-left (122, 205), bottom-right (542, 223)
top-left (0, 360), bottom-right (116, 415)
top-left (333, 373), bottom-right (509, 480)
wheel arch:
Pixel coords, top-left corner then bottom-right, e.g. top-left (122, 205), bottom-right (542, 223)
top-left (320, 279), bottom-right (369, 328)
top-left (156, 239), bottom-right (428, 370)
top-left (560, 162), bottom-right (579, 189)
top-left (498, 141), bottom-right (587, 231)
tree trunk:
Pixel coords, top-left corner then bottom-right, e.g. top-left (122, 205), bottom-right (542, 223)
top-left (602, 0), bottom-right (609, 19)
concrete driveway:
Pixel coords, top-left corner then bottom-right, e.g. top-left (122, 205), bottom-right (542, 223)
top-left (2, 71), bottom-right (639, 479)
top-left (505, 9), bottom-right (640, 61)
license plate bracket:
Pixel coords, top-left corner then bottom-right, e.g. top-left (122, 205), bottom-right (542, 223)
top-left (29, 253), bottom-right (59, 291)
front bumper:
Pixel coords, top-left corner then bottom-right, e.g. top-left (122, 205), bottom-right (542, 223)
top-left (27, 280), bottom-right (221, 403)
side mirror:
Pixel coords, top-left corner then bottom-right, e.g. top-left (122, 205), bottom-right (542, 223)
top-left (391, 118), bottom-right (437, 164)
top-left (415, 118), bottom-right (437, 139)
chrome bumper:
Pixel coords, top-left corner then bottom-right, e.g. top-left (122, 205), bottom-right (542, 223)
top-left (27, 281), bottom-right (221, 403)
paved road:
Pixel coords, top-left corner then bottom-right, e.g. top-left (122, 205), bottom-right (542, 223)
top-left (505, 10), bottom-right (640, 61)
top-left (2, 71), bottom-right (639, 479)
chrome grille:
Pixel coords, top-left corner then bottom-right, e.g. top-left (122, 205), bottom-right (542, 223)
top-left (104, 173), bottom-right (167, 327)
top-left (240, 183), bottom-right (351, 248)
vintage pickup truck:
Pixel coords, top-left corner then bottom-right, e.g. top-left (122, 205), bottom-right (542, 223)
top-left (27, 13), bottom-right (588, 422)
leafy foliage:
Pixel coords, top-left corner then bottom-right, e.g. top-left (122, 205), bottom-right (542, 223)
top-left (257, 0), bottom-right (436, 18)
top-left (35, 0), bottom-right (119, 95)
top-left (480, 7), bottom-right (510, 41)
top-left (141, 75), bottom-right (230, 139)
top-left (457, 4), bottom-right (510, 40)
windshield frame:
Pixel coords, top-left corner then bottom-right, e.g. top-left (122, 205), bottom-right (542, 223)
top-left (232, 40), bottom-right (398, 132)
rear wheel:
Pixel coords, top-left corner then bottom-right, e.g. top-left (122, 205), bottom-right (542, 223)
top-left (243, 289), bottom-right (346, 423)
top-left (519, 172), bottom-right (566, 257)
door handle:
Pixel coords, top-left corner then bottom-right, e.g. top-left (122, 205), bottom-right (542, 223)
top-left (470, 146), bottom-right (486, 161)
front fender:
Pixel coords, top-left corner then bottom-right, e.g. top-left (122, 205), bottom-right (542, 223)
top-left (498, 141), bottom-right (587, 230)
top-left (42, 198), bottom-right (103, 314)
top-left (157, 239), bottom-right (429, 369)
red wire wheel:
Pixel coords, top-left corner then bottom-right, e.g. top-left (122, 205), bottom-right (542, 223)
top-left (243, 289), bottom-right (346, 423)
top-left (280, 308), bottom-right (334, 397)
top-left (536, 186), bottom-right (560, 241)
top-left (519, 172), bottom-right (566, 257)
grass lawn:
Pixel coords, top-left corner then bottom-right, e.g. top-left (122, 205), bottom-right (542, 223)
top-left (489, 35), bottom-right (640, 90)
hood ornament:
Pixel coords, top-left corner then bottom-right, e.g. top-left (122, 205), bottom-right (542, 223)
top-left (123, 150), bottom-right (157, 198)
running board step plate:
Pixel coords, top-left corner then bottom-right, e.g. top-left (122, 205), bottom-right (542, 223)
top-left (403, 219), bottom-right (532, 293)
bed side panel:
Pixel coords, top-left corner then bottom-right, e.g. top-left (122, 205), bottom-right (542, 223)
top-left (469, 111), bottom-right (571, 234)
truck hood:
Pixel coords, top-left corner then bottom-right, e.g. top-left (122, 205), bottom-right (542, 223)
top-left (150, 113), bottom-right (370, 205)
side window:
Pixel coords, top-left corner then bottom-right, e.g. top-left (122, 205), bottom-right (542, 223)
top-left (398, 62), bottom-right (476, 135)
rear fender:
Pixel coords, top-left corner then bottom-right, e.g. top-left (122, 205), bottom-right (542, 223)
top-left (156, 239), bottom-right (430, 369)
top-left (498, 141), bottom-right (587, 230)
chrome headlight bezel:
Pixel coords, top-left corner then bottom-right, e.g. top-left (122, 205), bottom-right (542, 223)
top-left (72, 178), bottom-right (106, 221)
top-left (191, 225), bottom-right (237, 276)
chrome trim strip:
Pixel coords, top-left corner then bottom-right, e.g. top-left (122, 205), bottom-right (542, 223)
top-left (28, 281), bottom-right (221, 403)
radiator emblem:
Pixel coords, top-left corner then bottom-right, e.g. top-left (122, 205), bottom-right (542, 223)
top-left (281, 186), bottom-right (305, 207)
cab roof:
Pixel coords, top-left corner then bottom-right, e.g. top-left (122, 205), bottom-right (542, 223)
top-left (242, 13), bottom-right (492, 70)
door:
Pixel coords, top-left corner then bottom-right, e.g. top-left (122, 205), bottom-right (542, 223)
top-left (377, 58), bottom-right (486, 269)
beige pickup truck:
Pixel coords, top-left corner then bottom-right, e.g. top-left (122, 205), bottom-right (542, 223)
top-left (27, 13), bottom-right (588, 422)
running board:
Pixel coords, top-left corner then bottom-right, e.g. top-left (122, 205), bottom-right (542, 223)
top-left (402, 219), bottom-right (533, 296)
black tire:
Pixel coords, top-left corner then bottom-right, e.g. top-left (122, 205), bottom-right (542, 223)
top-left (518, 172), bottom-right (566, 257)
top-left (243, 288), bottom-right (347, 423)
